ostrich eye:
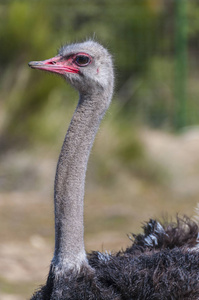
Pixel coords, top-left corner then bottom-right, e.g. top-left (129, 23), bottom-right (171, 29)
top-left (74, 55), bottom-right (91, 67)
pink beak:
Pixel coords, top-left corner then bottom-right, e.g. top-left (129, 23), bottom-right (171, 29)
top-left (28, 56), bottom-right (80, 75)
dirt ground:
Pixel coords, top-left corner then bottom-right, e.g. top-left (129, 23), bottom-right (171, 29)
top-left (1, 128), bottom-right (199, 299)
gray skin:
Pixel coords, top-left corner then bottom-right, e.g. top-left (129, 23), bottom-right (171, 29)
top-left (29, 41), bottom-right (114, 274)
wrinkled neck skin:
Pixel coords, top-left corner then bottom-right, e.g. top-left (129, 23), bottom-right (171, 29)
top-left (52, 89), bottom-right (111, 275)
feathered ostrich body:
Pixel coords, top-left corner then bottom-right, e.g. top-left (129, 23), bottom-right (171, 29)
top-left (29, 41), bottom-right (199, 300)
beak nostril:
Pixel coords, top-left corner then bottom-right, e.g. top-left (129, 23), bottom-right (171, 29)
top-left (47, 61), bottom-right (57, 65)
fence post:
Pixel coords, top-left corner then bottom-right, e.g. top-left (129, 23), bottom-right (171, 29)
top-left (174, 0), bottom-right (188, 130)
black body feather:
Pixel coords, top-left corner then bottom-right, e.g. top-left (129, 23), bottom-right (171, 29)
top-left (31, 217), bottom-right (199, 300)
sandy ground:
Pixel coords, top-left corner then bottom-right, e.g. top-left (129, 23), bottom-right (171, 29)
top-left (1, 128), bottom-right (199, 299)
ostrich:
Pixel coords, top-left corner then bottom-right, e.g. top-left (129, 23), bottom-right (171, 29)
top-left (29, 41), bottom-right (199, 300)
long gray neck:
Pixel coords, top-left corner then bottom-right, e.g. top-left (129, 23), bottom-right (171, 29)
top-left (52, 91), bottom-right (110, 272)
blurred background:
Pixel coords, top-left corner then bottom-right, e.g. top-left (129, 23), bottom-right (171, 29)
top-left (1, 0), bottom-right (199, 298)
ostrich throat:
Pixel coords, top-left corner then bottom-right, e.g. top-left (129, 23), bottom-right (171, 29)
top-left (53, 92), bottom-right (108, 270)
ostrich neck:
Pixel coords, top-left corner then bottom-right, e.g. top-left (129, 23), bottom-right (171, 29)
top-left (52, 91), bottom-right (109, 271)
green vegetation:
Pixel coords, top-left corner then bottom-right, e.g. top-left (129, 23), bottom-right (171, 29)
top-left (1, 0), bottom-right (199, 153)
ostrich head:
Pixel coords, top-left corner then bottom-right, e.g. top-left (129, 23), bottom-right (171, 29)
top-left (29, 40), bottom-right (114, 103)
